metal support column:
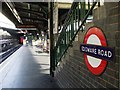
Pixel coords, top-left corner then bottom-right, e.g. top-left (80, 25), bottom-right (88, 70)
top-left (0, 1), bottom-right (2, 13)
top-left (50, 2), bottom-right (55, 77)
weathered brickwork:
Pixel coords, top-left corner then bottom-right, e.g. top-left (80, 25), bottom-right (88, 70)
top-left (55, 2), bottom-right (119, 88)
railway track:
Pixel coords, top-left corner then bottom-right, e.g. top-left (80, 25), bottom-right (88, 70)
top-left (0, 45), bottom-right (21, 64)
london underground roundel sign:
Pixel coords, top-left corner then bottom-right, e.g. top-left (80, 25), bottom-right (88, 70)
top-left (82, 27), bottom-right (107, 75)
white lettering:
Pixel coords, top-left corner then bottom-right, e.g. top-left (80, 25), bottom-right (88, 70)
top-left (97, 49), bottom-right (112, 58)
top-left (108, 51), bottom-right (112, 58)
top-left (81, 45), bottom-right (113, 59)
top-left (101, 50), bottom-right (104, 56)
top-left (87, 47), bottom-right (90, 52)
top-left (94, 49), bottom-right (97, 54)
top-left (81, 46), bottom-right (97, 55)
top-left (98, 49), bottom-right (101, 55)
top-left (82, 46), bottom-right (85, 51)
top-left (104, 51), bottom-right (107, 57)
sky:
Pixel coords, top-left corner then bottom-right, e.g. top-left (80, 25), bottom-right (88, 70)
top-left (0, 12), bottom-right (16, 29)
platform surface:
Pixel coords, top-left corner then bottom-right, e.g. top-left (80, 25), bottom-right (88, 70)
top-left (0, 45), bottom-right (58, 89)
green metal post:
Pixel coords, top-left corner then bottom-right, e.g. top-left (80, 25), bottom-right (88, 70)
top-left (53, 1), bottom-right (97, 67)
top-left (88, 0), bottom-right (90, 10)
top-left (64, 28), bottom-right (66, 48)
top-left (0, 2), bottom-right (2, 13)
top-left (50, 2), bottom-right (54, 77)
top-left (68, 23), bottom-right (70, 43)
top-left (78, 3), bottom-right (80, 26)
top-left (98, 1), bottom-right (100, 7)
top-left (71, 12), bottom-right (74, 39)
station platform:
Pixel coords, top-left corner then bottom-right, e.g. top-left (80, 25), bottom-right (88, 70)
top-left (0, 45), bottom-right (58, 89)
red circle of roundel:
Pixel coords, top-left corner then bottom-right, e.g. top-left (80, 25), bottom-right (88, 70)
top-left (84, 27), bottom-right (107, 75)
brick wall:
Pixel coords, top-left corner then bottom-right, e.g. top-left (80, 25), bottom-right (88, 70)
top-left (54, 2), bottom-right (119, 88)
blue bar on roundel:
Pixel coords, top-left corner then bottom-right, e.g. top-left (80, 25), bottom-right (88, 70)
top-left (80, 44), bottom-right (115, 62)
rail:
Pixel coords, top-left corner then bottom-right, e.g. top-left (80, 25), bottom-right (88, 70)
top-left (53, 1), bottom-right (100, 67)
top-left (0, 45), bottom-right (21, 64)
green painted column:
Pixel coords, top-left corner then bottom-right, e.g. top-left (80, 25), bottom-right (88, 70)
top-left (49, 2), bottom-right (55, 77)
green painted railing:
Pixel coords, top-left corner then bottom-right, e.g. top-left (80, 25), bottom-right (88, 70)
top-left (54, 1), bottom-right (100, 67)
